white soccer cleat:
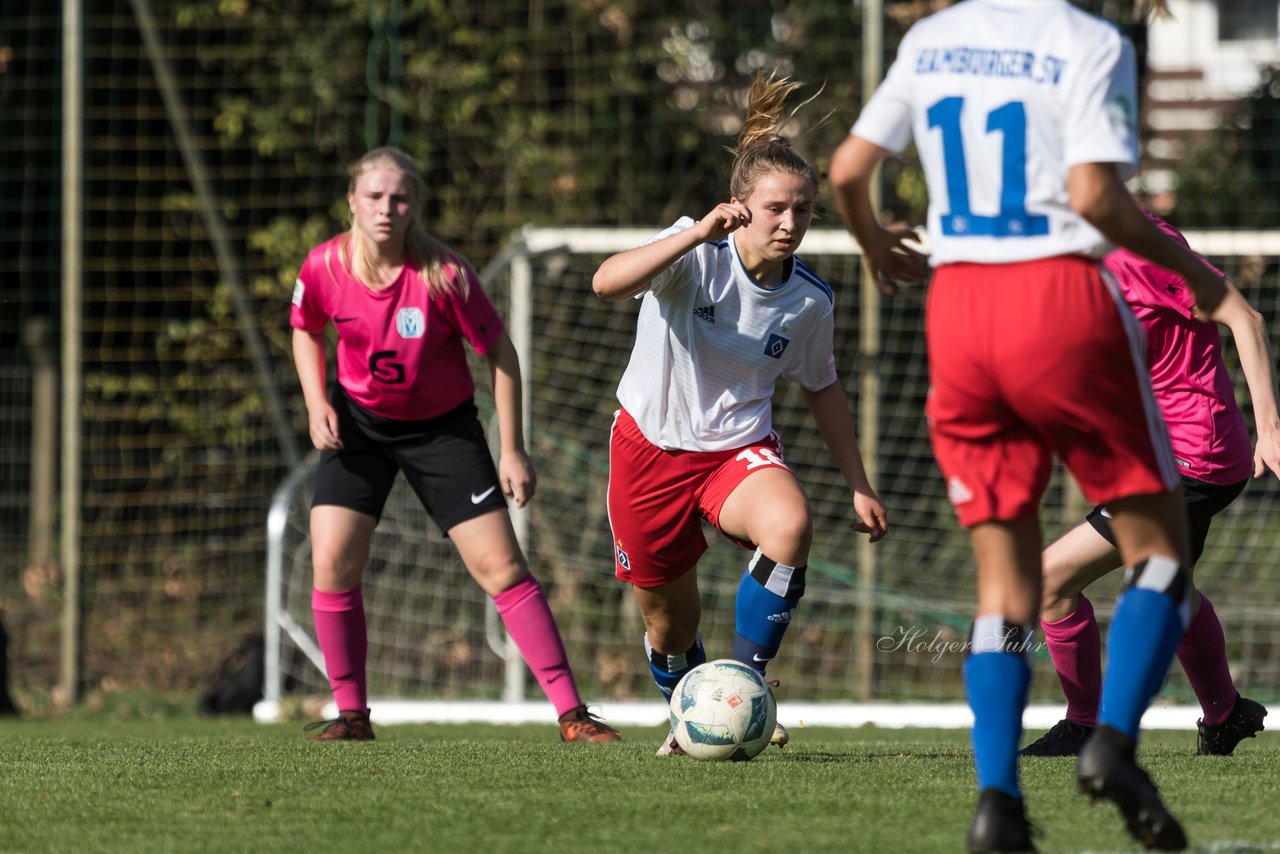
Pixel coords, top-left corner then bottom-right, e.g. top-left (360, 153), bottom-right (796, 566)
top-left (770, 720), bottom-right (790, 748)
top-left (656, 729), bottom-right (687, 756)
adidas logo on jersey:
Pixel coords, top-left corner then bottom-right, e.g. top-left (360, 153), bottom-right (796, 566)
top-left (693, 305), bottom-right (716, 325)
top-left (947, 476), bottom-right (974, 505)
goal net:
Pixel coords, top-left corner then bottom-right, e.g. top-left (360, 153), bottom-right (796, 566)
top-left (259, 227), bottom-right (1280, 726)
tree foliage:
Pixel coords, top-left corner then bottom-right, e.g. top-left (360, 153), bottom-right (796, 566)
top-left (173, 1), bottom-right (869, 256)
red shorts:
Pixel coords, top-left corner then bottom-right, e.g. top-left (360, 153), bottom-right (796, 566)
top-left (606, 409), bottom-right (787, 588)
top-left (926, 257), bottom-right (1179, 528)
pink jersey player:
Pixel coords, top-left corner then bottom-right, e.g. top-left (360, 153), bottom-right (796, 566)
top-left (1107, 217), bottom-right (1252, 484)
top-left (1023, 213), bottom-right (1279, 762)
top-left (289, 146), bottom-right (620, 745)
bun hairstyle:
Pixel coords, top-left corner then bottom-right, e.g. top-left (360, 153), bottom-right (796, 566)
top-left (340, 146), bottom-right (472, 299)
top-left (729, 72), bottom-right (819, 203)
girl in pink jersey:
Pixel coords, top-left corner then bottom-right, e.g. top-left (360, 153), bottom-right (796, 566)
top-left (831, 0), bottom-right (1233, 848)
top-left (593, 74), bottom-right (887, 756)
top-left (1022, 214), bottom-right (1279, 758)
top-left (290, 147), bottom-right (619, 744)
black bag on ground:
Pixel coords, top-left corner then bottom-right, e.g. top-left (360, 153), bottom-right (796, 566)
top-left (199, 633), bottom-right (265, 715)
top-left (0, 617), bottom-right (18, 716)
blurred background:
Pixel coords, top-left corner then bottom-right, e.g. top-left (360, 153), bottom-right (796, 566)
top-left (2, 0), bottom-right (1278, 719)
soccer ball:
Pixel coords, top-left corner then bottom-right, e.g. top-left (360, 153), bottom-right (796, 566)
top-left (669, 659), bottom-right (777, 761)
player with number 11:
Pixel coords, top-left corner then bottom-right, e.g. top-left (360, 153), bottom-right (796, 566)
top-left (831, 0), bottom-right (1232, 849)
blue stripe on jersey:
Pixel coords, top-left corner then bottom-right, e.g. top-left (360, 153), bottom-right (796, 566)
top-left (710, 238), bottom-right (729, 250)
top-left (794, 259), bottom-right (835, 305)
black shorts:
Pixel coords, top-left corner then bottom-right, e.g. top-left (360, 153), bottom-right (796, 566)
top-left (312, 388), bottom-right (507, 533)
top-left (1086, 475), bottom-right (1248, 565)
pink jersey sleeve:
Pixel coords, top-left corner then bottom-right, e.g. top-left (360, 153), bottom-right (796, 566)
top-left (435, 260), bottom-right (504, 354)
top-left (1104, 213), bottom-right (1220, 318)
top-left (290, 244), bottom-right (334, 332)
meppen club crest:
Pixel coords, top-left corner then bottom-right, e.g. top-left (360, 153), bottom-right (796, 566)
top-left (396, 307), bottom-right (425, 338)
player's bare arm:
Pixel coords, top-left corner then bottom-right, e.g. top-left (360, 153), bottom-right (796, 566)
top-left (1067, 163), bottom-right (1227, 318)
top-left (487, 331), bottom-right (536, 506)
top-left (829, 135), bottom-right (928, 295)
top-left (1214, 281), bottom-right (1280, 479)
top-left (592, 203), bottom-right (748, 301)
top-left (291, 327), bottom-right (342, 451)
top-left (801, 380), bottom-right (888, 542)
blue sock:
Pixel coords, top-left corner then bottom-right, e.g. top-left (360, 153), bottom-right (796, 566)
top-left (732, 549), bottom-right (805, 674)
top-left (1098, 556), bottom-right (1189, 741)
top-left (645, 634), bottom-right (706, 702)
top-left (966, 616), bottom-right (1032, 798)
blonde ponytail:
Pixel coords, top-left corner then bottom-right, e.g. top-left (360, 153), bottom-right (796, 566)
top-left (729, 72), bottom-right (818, 202)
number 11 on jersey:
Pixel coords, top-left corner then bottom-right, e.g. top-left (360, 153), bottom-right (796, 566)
top-left (928, 96), bottom-right (1050, 239)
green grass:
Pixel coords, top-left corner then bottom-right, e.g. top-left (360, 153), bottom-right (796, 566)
top-left (0, 720), bottom-right (1274, 853)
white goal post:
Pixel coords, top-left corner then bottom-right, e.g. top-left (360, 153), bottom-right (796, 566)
top-left (256, 226), bottom-right (1280, 729)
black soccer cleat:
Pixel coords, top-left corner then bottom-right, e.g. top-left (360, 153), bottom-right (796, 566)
top-left (1020, 718), bottom-right (1093, 757)
top-left (967, 788), bottom-right (1038, 853)
top-left (1196, 694), bottom-right (1266, 756)
top-left (1077, 725), bottom-right (1187, 851)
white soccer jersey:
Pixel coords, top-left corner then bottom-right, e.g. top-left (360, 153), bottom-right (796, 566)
top-left (852, 0), bottom-right (1139, 265)
top-left (615, 218), bottom-right (838, 452)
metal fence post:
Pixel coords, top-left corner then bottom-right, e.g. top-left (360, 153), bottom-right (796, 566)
top-left (22, 318), bottom-right (56, 573)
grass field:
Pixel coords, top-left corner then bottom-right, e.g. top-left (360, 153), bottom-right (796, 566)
top-left (0, 720), bottom-right (1275, 853)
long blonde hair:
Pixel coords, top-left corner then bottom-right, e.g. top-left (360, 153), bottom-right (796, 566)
top-left (729, 72), bottom-right (819, 202)
top-left (340, 147), bottom-right (471, 300)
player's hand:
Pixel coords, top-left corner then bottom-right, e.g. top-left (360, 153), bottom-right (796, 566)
top-left (850, 490), bottom-right (888, 543)
top-left (864, 222), bottom-right (928, 296)
top-left (697, 200), bottom-right (751, 243)
top-left (307, 404), bottom-right (342, 451)
top-left (499, 449), bottom-right (537, 508)
top-left (1254, 423), bottom-right (1280, 481)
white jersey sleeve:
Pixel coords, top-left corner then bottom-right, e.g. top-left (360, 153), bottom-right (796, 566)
top-left (781, 276), bottom-right (838, 391)
top-left (1064, 34), bottom-right (1138, 179)
top-left (646, 216), bottom-right (701, 299)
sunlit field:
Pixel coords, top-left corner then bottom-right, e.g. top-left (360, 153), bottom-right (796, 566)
top-left (0, 720), bottom-right (1274, 853)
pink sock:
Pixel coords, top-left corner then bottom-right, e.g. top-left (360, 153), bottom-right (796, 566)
top-left (1042, 594), bottom-right (1102, 727)
top-left (492, 575), bottom-right (583, 716)
top-left (312, 587), bottom-right (369, 714)
top-left (1176, 595), bottom-right (1238, 726)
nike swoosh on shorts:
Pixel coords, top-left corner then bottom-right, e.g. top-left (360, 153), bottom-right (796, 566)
top-left (470, 486), bottom-right (498, 504)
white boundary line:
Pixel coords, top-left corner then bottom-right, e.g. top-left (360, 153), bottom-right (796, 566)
top-left (256, 699), bottom-right (1206, 730)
